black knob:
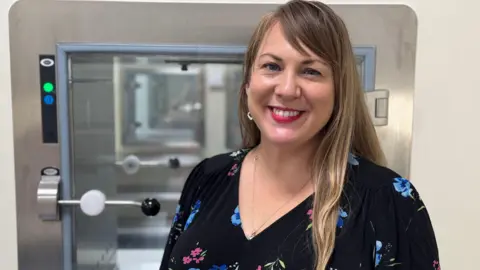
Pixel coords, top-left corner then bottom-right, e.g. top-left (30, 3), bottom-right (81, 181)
top-left (141, 198), bottom-right (161, 216)
top-left (168, 157), bottom-right (180, 169)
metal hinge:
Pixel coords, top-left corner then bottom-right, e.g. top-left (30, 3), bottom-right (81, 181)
top-left (364, 89), bottom-right (389, 126)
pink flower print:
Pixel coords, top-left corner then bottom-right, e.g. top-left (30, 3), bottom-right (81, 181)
top-left (182, 256), bottom-right (192, 264)
top-left (191, 247), bottom-right (203, 257)
top-left (257, 266), bottom-right (262, 270)
top-left (306, 209), bottom-right (313, 231)
top-left (193, 256), bottom-right (205, 263)
top-left (188, 246), bottom-right (206, 264)
top-left (307, 209), bottom-right (313, 220)
top-left (433, 260), bottom-right (441, 270)
top-left (228, 163), bottom-right (239, 176)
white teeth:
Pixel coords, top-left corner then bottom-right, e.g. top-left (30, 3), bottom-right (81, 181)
top-left (272, 108), bottom-right (301, 117)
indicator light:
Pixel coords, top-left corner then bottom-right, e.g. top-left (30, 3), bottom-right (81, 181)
top-left (43, 95), bottom-right (55, 105)
top-left (43, 82), bottom-right (54, 93)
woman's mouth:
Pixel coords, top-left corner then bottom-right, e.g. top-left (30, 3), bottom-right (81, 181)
top-left (268, 106), bottom-right (305, 124)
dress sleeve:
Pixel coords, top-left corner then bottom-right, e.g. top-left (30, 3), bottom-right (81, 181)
top-left (159, 158), bottom-right (208, 270)
top-left (370, 177), bottom-right (441, 269)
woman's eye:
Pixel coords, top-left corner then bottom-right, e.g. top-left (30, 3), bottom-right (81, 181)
top-left (303, 68), bottom-right (321, 76)
top-left (263, 63), bottom-right (281, 71)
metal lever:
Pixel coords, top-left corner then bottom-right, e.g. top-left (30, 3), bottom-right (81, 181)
top-left (58, 190), bottom-right (161, 217)
top-left (37, 167), bottom-right (161, 221)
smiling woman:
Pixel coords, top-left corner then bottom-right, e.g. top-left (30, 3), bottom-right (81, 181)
top-left (245, 20), bottom-right (335, 146)
top-left (159, 1), bottom-right (440, 270)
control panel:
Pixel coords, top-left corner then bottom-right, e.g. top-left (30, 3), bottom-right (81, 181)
top-left (39, 55), bottom-right (58, 143)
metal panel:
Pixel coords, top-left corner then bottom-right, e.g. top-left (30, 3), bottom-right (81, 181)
top-left (8, 1), bottom-right (417, 270)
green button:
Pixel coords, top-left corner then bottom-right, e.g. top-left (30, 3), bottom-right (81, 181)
top-left (43, 82), bottom-right (54, 93)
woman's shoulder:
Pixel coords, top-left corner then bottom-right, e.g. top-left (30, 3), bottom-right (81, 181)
top-left (345, 155), bottom-right (440, 268)
top-left (181, 148), bottom-right (250, 192)
top-left (346, 155), bottom-right (432, 231)
top-left (195, 148), bottom-right (250, 174)
top-left (345, 154), bottom-right (427, 223)
top-left (348, 154), bottom-right (406, 191)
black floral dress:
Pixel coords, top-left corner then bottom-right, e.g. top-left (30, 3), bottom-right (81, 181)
top-left (159, 149), bottom-right (440, 270)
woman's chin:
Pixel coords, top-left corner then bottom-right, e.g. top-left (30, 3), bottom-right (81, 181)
top-left (262, 129), bottom-right (300, 145)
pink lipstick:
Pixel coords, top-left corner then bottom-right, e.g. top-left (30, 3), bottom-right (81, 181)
top-left (269, 106), bottom-right (304, 124)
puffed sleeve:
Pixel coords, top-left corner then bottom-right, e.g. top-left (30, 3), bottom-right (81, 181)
top-left (370, 176), bottom-right (441, 269)
top-left (159, 158), bottom-right (208, 270)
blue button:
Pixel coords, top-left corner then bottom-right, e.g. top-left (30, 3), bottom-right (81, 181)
top-left (43, 95), bottom-right (55, 105)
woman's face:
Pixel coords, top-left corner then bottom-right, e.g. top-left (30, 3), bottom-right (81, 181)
top-left (246, 22), bottom-right (335, 147)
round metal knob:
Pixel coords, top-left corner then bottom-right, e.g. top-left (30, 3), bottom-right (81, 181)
top-left (122, 155), bottom-right (141, 175)
top-left (79, 190), bottom-right (106, 216)
top-left (141, 198), bottom-right (161, 216)
top-left (70, 190), bottom-right (161, 217)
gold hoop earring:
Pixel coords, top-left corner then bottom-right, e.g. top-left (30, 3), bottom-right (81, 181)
top-left (247, 112), bottom-right (253, 121)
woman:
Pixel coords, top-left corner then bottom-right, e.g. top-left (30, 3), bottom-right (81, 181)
top-left (160, 0), bottom-right (440, 269)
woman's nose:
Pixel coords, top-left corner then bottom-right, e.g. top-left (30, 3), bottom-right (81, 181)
top-left (274, 70), bottom-right (299, 99)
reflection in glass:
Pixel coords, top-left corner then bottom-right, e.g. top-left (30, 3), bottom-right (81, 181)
top-left (69, 52), bottom-right (243, 270)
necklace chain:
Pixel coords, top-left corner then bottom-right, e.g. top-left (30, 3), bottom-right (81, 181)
top-left (247, 152), bottom-right (309, 240)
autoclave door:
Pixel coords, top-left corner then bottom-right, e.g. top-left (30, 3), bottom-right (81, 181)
top-left (55, 46), bottom-right (246, 270)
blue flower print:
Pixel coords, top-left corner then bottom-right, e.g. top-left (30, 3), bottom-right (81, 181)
top-left (192, 200), bottom-right (201, 211)
top-left (337, 208), bottom-right (348, 228)
top-left (375, 240), bottom-right (383, 266)
top-left (173, 204), bottom-right (181, 224)
top-left (372, 240), bottom-right (400, 267)
top-left (209, 265), bottom-right (228, 270)
top-left (393, 177), bottom-right (413, 198)
top-left (348, 153), bottom-right (359, 166)
top-left (185, 212), bottom-right (197, 230)
top-left (188, 269), bottom-right (200, 270)
top-left (184, 200), bottom-right (201, 230)
top-left (231, 206), bottom-right (241, 226)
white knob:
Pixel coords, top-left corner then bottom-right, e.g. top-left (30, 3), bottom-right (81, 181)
top-left (122, 155), bottom-right (141, 175)
top-left (80, 190), bottom-right (106, 216)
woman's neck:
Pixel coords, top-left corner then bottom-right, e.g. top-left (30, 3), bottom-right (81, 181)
top-left (252, 140), bottom-right (317, 188)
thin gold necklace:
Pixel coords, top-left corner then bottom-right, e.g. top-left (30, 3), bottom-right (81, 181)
top-left (246, 152), bottom-right (310, 240)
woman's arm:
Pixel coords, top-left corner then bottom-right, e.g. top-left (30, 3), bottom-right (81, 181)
top-left (159, 158), bottom-right (208, 270)
top-left (371, 177), bottom-right (440, 269)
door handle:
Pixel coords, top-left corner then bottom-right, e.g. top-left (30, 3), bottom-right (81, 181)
top-left (37, 167), bottom-right (161, 221)
top-left (118, 154), bottom-right (183, 175)
top-left (58, 190), bottom-right (161, 217)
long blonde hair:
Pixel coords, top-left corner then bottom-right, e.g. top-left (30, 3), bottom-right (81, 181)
top-left (238, 0), bottom-right (386, 269)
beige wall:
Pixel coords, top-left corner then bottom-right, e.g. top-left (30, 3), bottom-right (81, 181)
top-left (1, 0), bottom-right (479, 269)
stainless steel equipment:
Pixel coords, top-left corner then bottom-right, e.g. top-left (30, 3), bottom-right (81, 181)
top-left (37, 166), bottom-right (161, 220)
top-left (8, 1), bottom-right (417, 270)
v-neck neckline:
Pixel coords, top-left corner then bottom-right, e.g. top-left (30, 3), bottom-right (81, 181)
top-left (231, 149), bottom-right (314, 242)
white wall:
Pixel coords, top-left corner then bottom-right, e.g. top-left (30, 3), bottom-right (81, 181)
top-left (1, 0), bottom-right (479, 269)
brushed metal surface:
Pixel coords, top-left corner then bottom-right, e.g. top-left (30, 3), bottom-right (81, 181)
top-left (37, 175), bottom-right (62, 221)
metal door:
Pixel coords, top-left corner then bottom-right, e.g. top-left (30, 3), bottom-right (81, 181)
top-left (9, 1), bottom-right (417, 270)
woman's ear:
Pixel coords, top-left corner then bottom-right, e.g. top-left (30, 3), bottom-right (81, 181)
top-left (245, 84), bottom-right (250, 95)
